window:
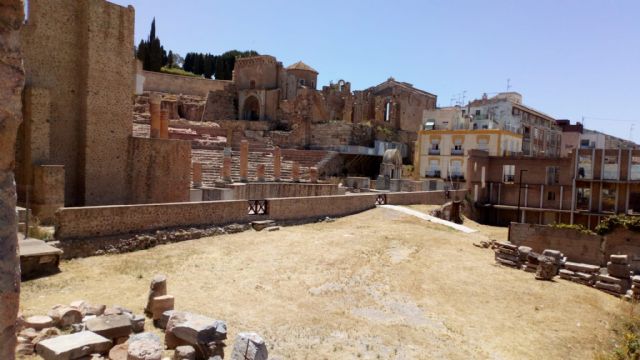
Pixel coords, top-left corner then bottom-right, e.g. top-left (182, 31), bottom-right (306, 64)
top-left (430, 139), bottom-right (440, 154)
top-left (450, 160), bottom-right (463, 180)
top-left (578, 155), bottom-right (593, 179)
top-left (547, 192), bottom-right (556, 201)
top-left (546, 167), bottom-right (559, 185)
top-left (477, 138), bottom-right (489, 151)
top-left (475, 110), bottom-right (481, 116)
top-left (512, 108), bottom-right (520, 116)
top-left (603, 155), bottom-right (619, 180)
top-left (631, 156), bottom-right (640, 180)
top-left (424, 120), bottom-right (435, 130)
top-left (503, 165), bottom-right (515, 183)
top-left (576, 187), bottom-right (590, 210)
top-left (384, 101), bottom-right (391, 122)
top-left (580, 139), bottom-right (590, 148)
top-left (452, 138), bottom-right (463, 155)
top-left (427, 160), bottom-right (440, 177)
top-left (299, 79), bottom-right (305, 86)
top-left (601, 184), bottom-right (617, 212)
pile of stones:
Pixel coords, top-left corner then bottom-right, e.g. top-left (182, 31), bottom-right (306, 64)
top-left (16, 274), bottom-right (270, 360)
top-left (595, 255), bottom-right (632, 296)
top-left (494, 242), bottom-right (565, 281)
top-left (494, 242), bottom-right (522, 268)
top-left (559, 262), bottom-right (600, 286)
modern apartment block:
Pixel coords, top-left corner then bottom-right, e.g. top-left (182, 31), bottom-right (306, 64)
top-left (466, 148), bottom-right (640, 229)
top-left (557, 119), bottom-right (637, 157)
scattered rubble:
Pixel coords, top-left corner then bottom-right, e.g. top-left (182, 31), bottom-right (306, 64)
top-left (15, 274), bottom-right (271, 359)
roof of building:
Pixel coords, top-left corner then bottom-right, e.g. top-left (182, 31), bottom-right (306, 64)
top-left (286, 61), bottom-right (318, 74)
top-left (373, 78), bottom-right (437, 98)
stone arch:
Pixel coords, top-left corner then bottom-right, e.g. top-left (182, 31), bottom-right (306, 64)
top-left (242, 95), bottom-right (260, 121)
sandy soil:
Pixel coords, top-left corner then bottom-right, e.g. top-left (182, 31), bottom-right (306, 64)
top-left (20, 206), bottom-right (627, 359)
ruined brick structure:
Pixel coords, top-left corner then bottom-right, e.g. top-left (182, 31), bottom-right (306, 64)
top-left (0, 1), bottom-right (24, 357)
top-left (15, 0), bottom-right (192, 216)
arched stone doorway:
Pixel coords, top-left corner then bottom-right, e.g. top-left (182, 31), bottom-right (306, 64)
top-left (243, 96), bottom-right (260, 121)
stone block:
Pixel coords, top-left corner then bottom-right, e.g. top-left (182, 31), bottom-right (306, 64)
top-left (165, 311), bottom-right (227, 358)
top-left (127, 332), bottom-right (162, 360)
top-left (595, 281), bottom-right (623, 294)
top-left (35, 331), bottom-right (112, 360)
top-left (230, 332), bottom-right (268, 360)
top-left (151, 295), bottom-right (175, 321)
top-left (131, 315), bottom-right (145, 333)
top-left (109, 343), bottom-right (128, 360)
top-left (564, 262), bottom-right (600, 274)
top-left (85, 314), bottom-right (132, 340)
top-left (145, 274), bottom-right (167, 316)
top-left (49, 306), bottom-right (83, 328)
top-left (607, 262), bottom-right (631, 278)
top-left (251, 220), bottom-right (275, 231)
top-left (25, 315), bottom-right (55, 330)
top-left (174, 345), bottom-right (196, 360)
top-left (611, 254), bottom-right (629, 264)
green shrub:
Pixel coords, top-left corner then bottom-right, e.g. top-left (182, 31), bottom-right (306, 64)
top-left (160, 66), bottom-right (198, 77)
top-left (595, 215), bottom-right (640, 236)
top-left (550, 223), bottom-right (596, 235)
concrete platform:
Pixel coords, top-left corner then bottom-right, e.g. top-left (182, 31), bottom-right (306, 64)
top-left (19, 237), bottom-right (63, 280)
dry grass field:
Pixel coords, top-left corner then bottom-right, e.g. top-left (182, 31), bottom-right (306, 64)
top-left (20, 206), bottom-right (630, 359)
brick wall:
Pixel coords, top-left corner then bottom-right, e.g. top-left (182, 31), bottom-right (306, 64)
top-left (55, 190), bottom-right (461, 241)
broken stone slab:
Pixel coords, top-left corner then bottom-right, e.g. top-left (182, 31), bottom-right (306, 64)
top-left (251, 220), bottom-right (275, 231)
top-left (25, 315), bottom-right (55, 330)
top-left (495, 252), bottom-right (520, 264)
top-left (35, 331), bottom-right (112, 360)
top-left (49, 306), bottom-right (83, 327)
top-left (564, 261), bottom-right (600, 274)
top-left (607, 262), bottom-right (631, 278)
top-left (595, 281), bottom-right (624, 294)
top-left (151, 294), bottom-right (175, 321)
top-left (32, 327), bottom-right (61, 345)
top-left (610, 254), bottom-right (629, 264)
top-left (266, 226), bottom-right (280, 232)
top-left (85, 314), bottom-right (132, 340)
top-left (127, 332), bottom-right (163, 360)
top-left (559, 269), bottom-right (576, 280)
top-left (230, 332), bottom-right (268, 360)
top-left (145, 274), bottom-right (168, 316)
top-left (174, 345), bottom-right (196, 360)
top-left (108, 343), bottom-right (128, 360)
top-left (497, 247), bottom-right (518, 256)
top-left (165, 311), bottom-right (227, 358)
top-left (156, 310), bottom-right (175, 330)
top-left (495, 241), bottom-right (518, 251)
top-left (542, 249), bottom-right (563, 265)
top-left (575, 272), bottom-right (595, 283)
top-left (495, 256), bottom-right (519, 268)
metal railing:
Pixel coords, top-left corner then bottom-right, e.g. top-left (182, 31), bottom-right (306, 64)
top-left (450, 149), bottom-right (464, 155)
top-left (428, 149), bottom-right (441, 155)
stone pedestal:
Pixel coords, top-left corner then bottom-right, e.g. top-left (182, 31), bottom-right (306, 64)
top-left (256, 164), bottom-right (265, 182)
top-left (292, 162), bottom-right (300, 182)
top-left (239, 140), bottom-right (249, 182)
top-left (149, 93), bottom-right (161, 139)
top-left (31, 165), bottom-right (65, 225)
top-left (309, 167), bottom-right (319, 183)
top-left (192, 162), bottom-right (202, 189)
top-left (160, 109), bottom-right (169, 139)
top-left (273, 147), bottom-right (281, 182)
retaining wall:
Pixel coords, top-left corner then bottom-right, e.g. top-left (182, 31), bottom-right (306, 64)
top-left (142, 70), bottom-right (232, 97)
top-left (55, 190), bottom-right (467, 241)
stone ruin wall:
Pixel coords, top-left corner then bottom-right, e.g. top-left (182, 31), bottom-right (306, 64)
top-left (142, 70), bottom-right (232, 97)
top-left (0, 0), bottom-right (24, 357)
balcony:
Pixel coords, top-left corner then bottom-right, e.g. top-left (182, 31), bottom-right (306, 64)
top-left (425, 170), bottom-right (441, 178)
top-left (503, 174), bottom-right (515, 183)
top-left (450, 149), bottom-right (464, 155)
top-left (429, 149), bottom-right (441, 155)
top-left (450, 174), bottom-right (465, 181)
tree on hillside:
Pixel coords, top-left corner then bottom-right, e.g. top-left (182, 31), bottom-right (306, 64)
top-left (136, 18), bottom-right (168, 72)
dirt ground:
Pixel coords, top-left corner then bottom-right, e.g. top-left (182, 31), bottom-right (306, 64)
top-left (20, 206), bottom-right (628, 359)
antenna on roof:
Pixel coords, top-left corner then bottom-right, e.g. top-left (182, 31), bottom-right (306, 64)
top-left (506, 78), bottom-right (511, 92)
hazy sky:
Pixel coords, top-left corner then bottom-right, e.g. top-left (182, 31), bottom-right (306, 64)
top-left (110, 0), bottom-right (640, 141)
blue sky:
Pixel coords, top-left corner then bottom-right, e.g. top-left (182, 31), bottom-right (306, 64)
top-left (110, 0), bottom-right (640, 141)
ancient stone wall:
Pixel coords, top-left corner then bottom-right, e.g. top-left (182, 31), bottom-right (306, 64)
top-left (55, 190), bottom-right (459, 241)
top-left (127, 137), bottom-right (192, 204)
top-left (201, 86), bottom-right (237, 121)
top-left (509, 223), bottom-right (604, 265)
top-left (310, 122), bottom-right (353, 147)
top-left (22, 0), bottom-right (134, 206)
top-left (218, 182), bottom-right (340, 200)
top-left (0, 1), bottom-right (24, 357)
top-left (142, 70), bottom-right (232, 97)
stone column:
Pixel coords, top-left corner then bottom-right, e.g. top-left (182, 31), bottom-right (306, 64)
top-left (292, 162), bottom-right (300, 182)
top-left (149, 93), bottom-right (161, 139)
top-left (273, 147), bottom-right (281, 182)
top-left (239, 140), bottom-right (249, 182)
top-left (0, 2), bottom-right (24, 358)
top-left (309, 167), bottom-right (319, 183)
top-left (192, 162), bottom-right (202, 189)
top-left (222, 148), bottom-right (232, 183)
top-left (256, 164), bottom-right (265, 182)
top-left (160, 108), bottom-right (169, 139)
top-left (226, 128), bottom-right (233, 147)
